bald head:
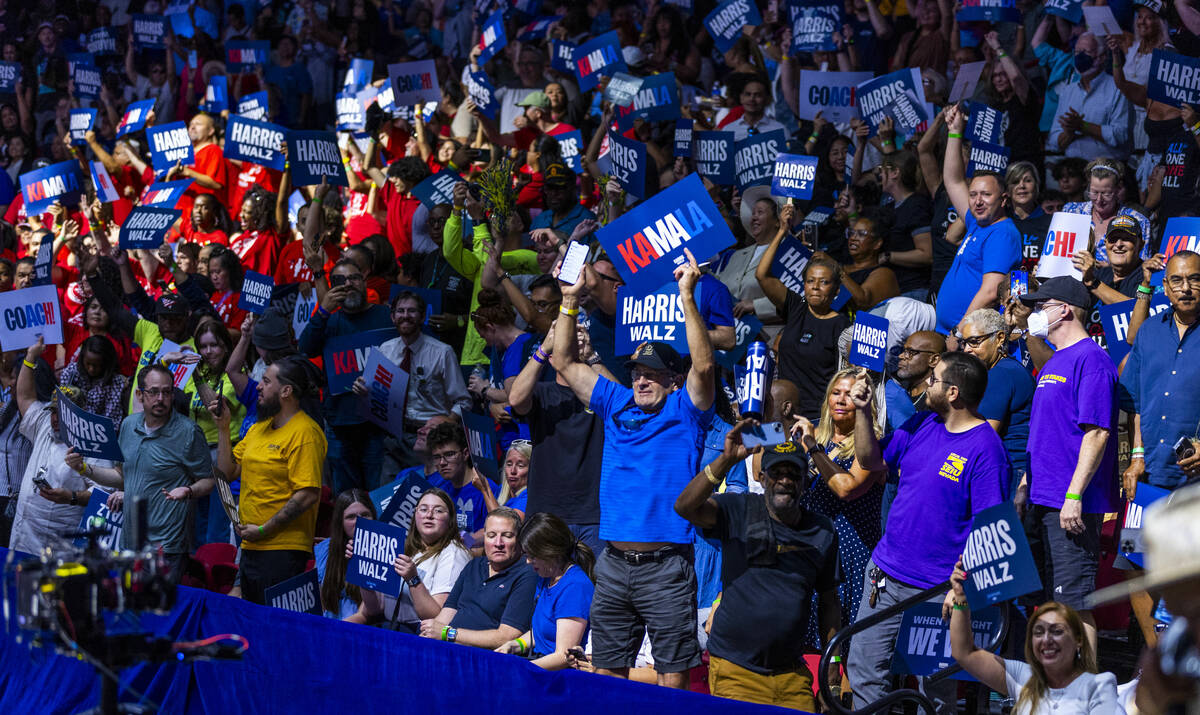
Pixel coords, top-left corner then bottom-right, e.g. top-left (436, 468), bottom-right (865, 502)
top-left (896, 331), bottom-right (946, 382)
top-left (769, 379), bottom-right (801, 423)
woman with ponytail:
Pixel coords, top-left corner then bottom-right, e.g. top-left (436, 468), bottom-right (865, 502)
top-left (317, 489), bottom-right (376, 618)
top-left (495, 512), bottom-right (594, 670)
top-left (946, 558), bottom-right (1120, 714)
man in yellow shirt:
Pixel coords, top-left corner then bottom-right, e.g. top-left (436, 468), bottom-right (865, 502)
top-left (211, 356), bottom-right (327, 604)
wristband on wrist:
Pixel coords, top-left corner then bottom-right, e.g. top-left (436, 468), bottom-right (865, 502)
top-left (22, 359), bottom-right (36, 370)
top-left (317, 305), bottom-right (332, 316)
top-left (1065, 492), bottom-right (1082, 501)
top-left (952, 603), bottom-right (968, 611)
top-left (808, 133), bottom-right (819, 143)
top-left (830, 655), bottom-right (843, 664)
top-left (311, 197), bottom-right (322, 205)
top-left (704, 465), bottom-right (721, 486)
top-left (881, 139), bottom-right (894, 146)
top-left (258, 525), bottom-right (266, 535)
top-left (948, 132), bottom-right (963, 139)
top-left (559, 306), bottom-right (579, 316)
top-left (440, 626), bottom-right (450, 641)
top-left (515, 637), bottom-right (528, 655)
top-left (1130, 453), bottom-right (1145, 460)
top-left (1137, 284), bottom-right (1154, 295)
top-left (1131, 447), bottom-right (1146, 455)
top-left (532, 348), bottom-right (547, 365)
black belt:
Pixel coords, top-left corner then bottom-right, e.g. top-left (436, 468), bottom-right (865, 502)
top-left (605, 544), bottom-right (691, 565)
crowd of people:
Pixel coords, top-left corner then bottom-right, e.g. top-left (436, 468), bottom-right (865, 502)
top-left (3, 0), bottom-right (1200, 712)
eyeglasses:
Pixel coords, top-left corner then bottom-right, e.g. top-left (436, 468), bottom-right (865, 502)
top-left (956, 331), bottom-right (1001, 348)
top-left (1034, 301), bottom-right (1066, 313)
top-left (416, 505), bottom-right (450, 515)
top-left (594, 272), bottom-right (623, 284)
top-left (1088, 190), bottom-right (1116, 201)
top-left (140, 388), bottom-right (173, 397)
top-left (431, 450), bottom-right (464, 464)
top-left (845, 228), bottom-right (871, 239)
top-left (899, 347), bottom-right (939, 359)
top-left (926, 374), bottom-right (955, 388)
top-left (1166, 274), bottom-right (1200, 290)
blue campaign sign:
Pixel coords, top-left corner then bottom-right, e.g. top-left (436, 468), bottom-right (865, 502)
top-left (0, 284), bottom-right (63, 349)
top-left (770, 236), bottom-right (813, 295)
top-left (237, 91), bottom-right (269, 121)
top-left (32, 236), bottom-right (52, 286)
top-left (370, 477), bottom-right (403, 517)
top-left (336, 90), bottom-right (366, 131)
top-left (674, 119), bottom-right (693, 158)
top-left (344, 58), bottom-right (374, 92)
top-left (477, 9), bottom-right (508, 63)
top-left (146, 121), bottom-right (195, 171)
top-left (573, 31), bottom-right (626, 91)
top-left (73, 489), bottom-right (124, 550)
top-left (550, 40), bottom-right (577, 74)
top-left (1162, 216), bottom-right (1200, 260)
top-left (465, 71), bottom-right (499, 120)
top-left (616, 72), bottom-right (681, 128)
top-left (239, 270), bottom-right (275, 314)
top-left (225, 116), bottom-right (286, 171)
top-left (704, 0), bottom-right (764, 53)
top-left (791, 0), bottom-right (840, 52)
top-left (734, 130), bottom-right (786, 192)
top-left (956, 0), bottom-right (1020, 23)
top-left (881, 91), bottom-right (929, 137)
top-left (69, 109), bottom-right (97, 147)
top-left (595, 173), bottom-right (736, 294)
top-left (202, 76), bottom-right (229, 113)
top-left (693, 131), bottom-right (735, 186)
top-left (86, 27), bottom-right (118, 56)
top-left (265, 569), bottom-right (322, 615)
top-left (556, 130), bottom-right (585, 174)
top-left (72, 62), bottom-right (102, 100)
top-left (1148, 50), bottom-right (1200, 108)
top-left (856, 69), bottom-right (925, 136)
top-left (378, 473), bottom-right (434, 542)
top-left (288, 131), bottom-right (349, 188)
top-left (388, 60), bottom-right (441, 107)
top-left (616, 283), bottom-right (689, 355)
top-left (463, 410), bottom-right (501, 482)
top-left (411, 169), bottom-right (465, 209)
top-left (119, 206), bottom-right (180, 249)
top-left (346, 518), bottom-right (406, 597)
top-left (116, 99), bottom-right (156, 138)
top-left (771, 154), bottom-right (819, 200)
top-left (0, 61), bottom-right (19, 92)
top-left (1098, 295), bottom-right (1171, 364)
top-left (966, 141), bottom-right (1011, 177)
top-left (132, 14), bottom-right (166, 48)
top-left (519, 17), bottom-right (558, 40)
top-left (961, 502), bottom-right (1043, 610)
top-left (90, 162), bottom-right (120, 203)
top-left (323, 328), bottom-right (397, 395)
top-left (1121, 483), bottom-right (1171, 568)
top-left (1044, 0), bottom-right (1083, 22)
top-left (797, 70), bottom-right (874, 124)
top-left (227, 40), bottom-right (270, 72)
top-left (605, 73), bottom-right (643, 108)
top-left (715, 313), bottom-right (764, 370)
top-left (58, 395), bottom-right (123, 461)
top-left (169, 6), bottom-right (219, 38)
top-left (967, 103), bottom-right (1007, 145)
top-left (141, 179), bottom-right (193, 208)
top-left (20, 161), bottom-right (83, 215)
top-left (891, 602), bottom-right (1003, 678)
top-left (849, 312), bottom-right (889, 372)
top-left (607, 131), bottom-right (647, 198)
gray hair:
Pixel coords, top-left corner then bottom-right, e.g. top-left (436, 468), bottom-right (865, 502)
top-left (959, 308), bottom-right (1007, 337)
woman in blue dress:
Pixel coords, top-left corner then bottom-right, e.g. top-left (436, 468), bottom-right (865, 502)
top-left (792, 368), bottom-right (887, 646)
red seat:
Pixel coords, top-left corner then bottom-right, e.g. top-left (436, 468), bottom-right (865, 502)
top-left (186, 543), bottom-right (239, 594)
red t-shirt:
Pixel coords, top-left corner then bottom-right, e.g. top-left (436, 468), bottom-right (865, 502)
top-left (185, 226), bottom-right (229, 245)
top-left (210, 290), bottom-right (248, 333)
top-left (274, 240), bottom-right (340, 285)
top-left (381, 182), bottom-right (419, 258)
top-left (230, 228), bottom-right (282, 277)
top-left (179, 143), bottom-right (228, 226)
top-left (226, 161), bottom-right (281, 217)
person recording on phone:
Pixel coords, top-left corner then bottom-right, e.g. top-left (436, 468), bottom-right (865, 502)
top-left (674, 427), bottom-right (840, 711)
top-left (297, 259), bottom-right (394, 494)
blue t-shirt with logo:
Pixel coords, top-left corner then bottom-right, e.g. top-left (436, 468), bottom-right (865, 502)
top-left (872, 412), bottom-right (1010, 588)
top-left (425, 472), bottom-right (498, 534)
top-left (935, 213), bottom-right (1021, 334)
top-left (590, 376), bottom-right (714, 543)
top-left (531, 565), bottom-right (594, 657)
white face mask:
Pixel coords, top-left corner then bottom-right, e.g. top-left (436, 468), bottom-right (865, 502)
top-left (1027, 306), bottom-right (1064, 338)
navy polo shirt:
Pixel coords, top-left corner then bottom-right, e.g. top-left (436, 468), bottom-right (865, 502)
top-left (445, 555), bottom-right (537, 633)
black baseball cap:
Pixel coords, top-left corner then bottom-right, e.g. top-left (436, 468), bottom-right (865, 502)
top-left (1020, 276), bottom-right (1092, 309)
top-left (156, 293), bottom-right (190, 317)
top-left (624, 342), bottom-right (684, 375)
top-left (761, 441), bottom-right (808, 473)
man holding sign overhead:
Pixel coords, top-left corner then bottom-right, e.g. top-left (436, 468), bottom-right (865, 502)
top-left (550, 248), bottom-right (716, 689)
top-left (846, 353), bottom-right (1009, 714)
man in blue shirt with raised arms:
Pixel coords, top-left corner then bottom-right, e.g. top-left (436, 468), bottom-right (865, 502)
top-left (935, 103), bottom-right (1022, 336)
top-left (550, 248), bottom-right (716, 689)
top-left (847, 353), bottom-right (1010, 714)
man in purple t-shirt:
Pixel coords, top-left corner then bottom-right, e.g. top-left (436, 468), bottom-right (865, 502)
top-left (846, 352), bottom-right (1009, 714)
top-left (1020, 277), bottom-right (1118, 659)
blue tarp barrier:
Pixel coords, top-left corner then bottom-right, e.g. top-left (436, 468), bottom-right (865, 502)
top-left (0, 548), bottom-right (800, 714)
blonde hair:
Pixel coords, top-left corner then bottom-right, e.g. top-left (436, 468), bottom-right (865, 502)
top-left (1015, 602), bottom-right (1097, 714)
top-left (814, 368), bottom-right (885, 460)
top-left (497, 440), bottom-right (532, 505)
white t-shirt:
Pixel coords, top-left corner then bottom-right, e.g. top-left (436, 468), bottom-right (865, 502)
top-left (1003, 660), bottom-right (1125, 715)
top-left (381, 543), bottom-right (472, 625)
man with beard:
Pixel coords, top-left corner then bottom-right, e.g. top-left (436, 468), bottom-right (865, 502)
top-left (846, 352), bottom-right (1009, 715)
top-left (69, 364), bottom-right (212, 581)
top-left (298, 259), bottom-right (394, 493)
top-left (675, 425), bottom-right (840, 711)
top-left (356, 291), bottom-right (471, 466)
top-left (528, 162), bottom-right (595, 237)
top-left (880, 331), bottom-right (946, 525)
top-left (210, 356), bottom-right (327, 604)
